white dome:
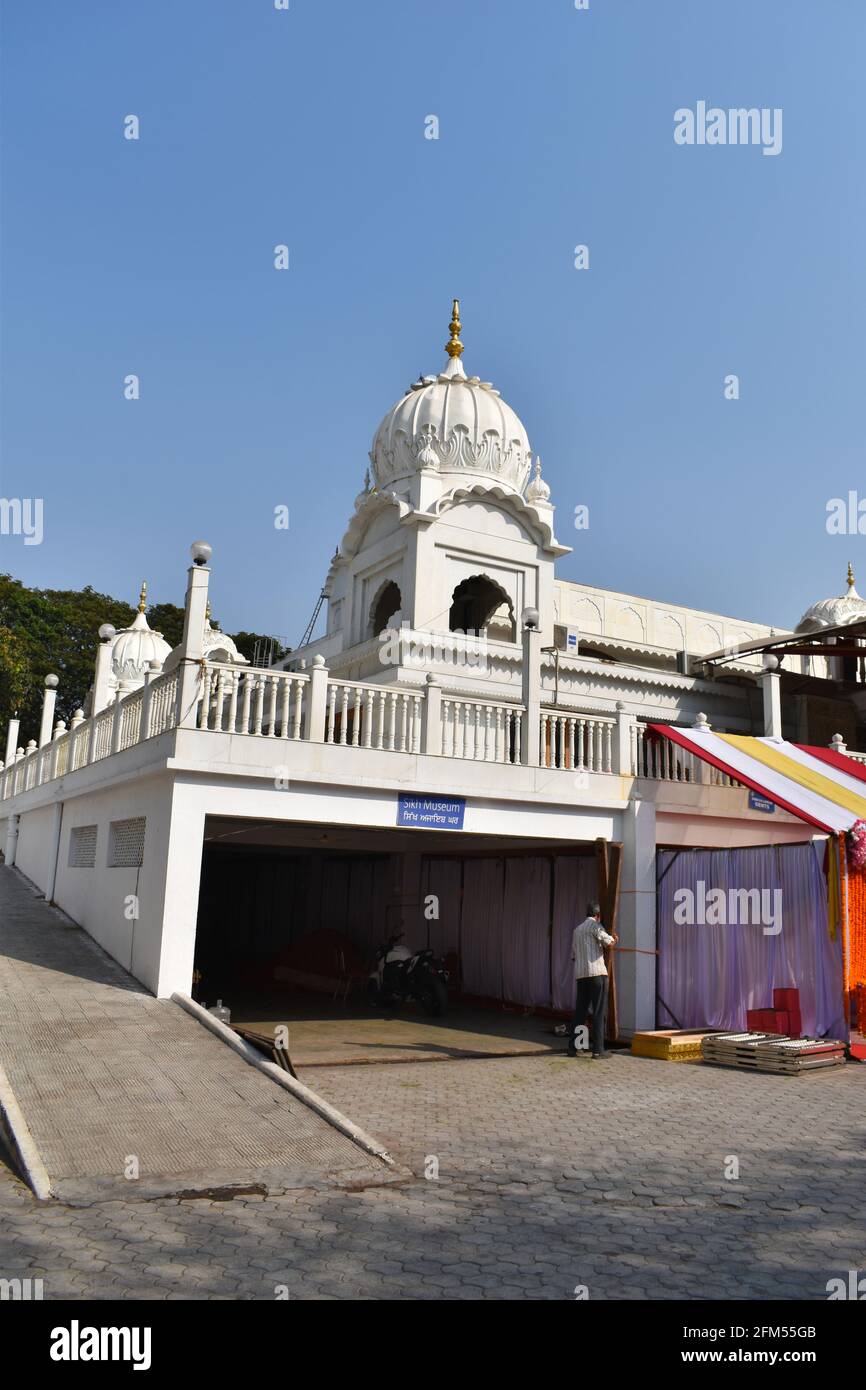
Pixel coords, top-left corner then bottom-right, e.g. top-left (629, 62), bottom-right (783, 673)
top-left (202, 619), bottom-right (248, 665)
top-left (111, 608), bottom-right (171, 684)
top-left (369, 302), bottom-right (533, 497)
top-left (796, 565), bottom-right (866, 632)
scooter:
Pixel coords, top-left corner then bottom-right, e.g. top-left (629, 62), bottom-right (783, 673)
top-left (368, 932), bottom-right (449, 1016)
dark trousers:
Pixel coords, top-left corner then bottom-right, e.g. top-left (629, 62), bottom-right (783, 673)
top-left (569, 975), bottom-right (609, 1055)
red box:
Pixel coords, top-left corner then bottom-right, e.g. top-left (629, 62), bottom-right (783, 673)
top-left (773, 987), bottom-right (800, 1012)
top-left (786, 1009), bottom-right (802, 1038)
top-left (747, 1008), bottom-right (789, 1033)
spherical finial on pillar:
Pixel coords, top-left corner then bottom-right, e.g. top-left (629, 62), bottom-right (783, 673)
top-left (44, 673), bottom-right (59, 689)
top-left (190, 540), bottom-right (212, 567)
top-left (445, 298), bottom-right (463, 358)
top-left (98, 623), bottom-right (116, 643)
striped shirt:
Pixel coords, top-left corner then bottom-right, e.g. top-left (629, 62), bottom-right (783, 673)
top-left (572, 917), bottom-right (615, 979)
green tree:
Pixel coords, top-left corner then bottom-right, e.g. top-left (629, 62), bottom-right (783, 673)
top-left (0, 574), bottom-right (292, 745)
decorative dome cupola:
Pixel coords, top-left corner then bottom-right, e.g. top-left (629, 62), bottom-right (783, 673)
top-left (796, 563), bottom-right (866, 633)
top-left (201, 600), bottom-right (249, 665)
top-left (369, 301), bottom-right (533, 497)
top-left (110, 583), bottom-right (172, 687)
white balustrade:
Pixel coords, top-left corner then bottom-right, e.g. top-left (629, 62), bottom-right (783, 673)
top-left (442, 697), bottom-right (522, 764)
top-left (541, 711), bottom-right (614, 772)
top-left (325, 679), bottom-right (422, 753)
top-left (119, 690), bottom-right (144, 750)
top-left (199, 664), bottom-right (308, 738)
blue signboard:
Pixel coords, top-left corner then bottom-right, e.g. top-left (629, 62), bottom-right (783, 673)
top-left (397, 793), bottom-right (465, 830)
top-left (748, 790), bottom-right (776, 813)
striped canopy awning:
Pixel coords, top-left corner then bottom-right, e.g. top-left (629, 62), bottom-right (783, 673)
top-left (647, 725), bottom-right (866, 834)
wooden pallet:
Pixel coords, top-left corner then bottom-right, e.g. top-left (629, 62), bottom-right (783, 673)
top-left (701, 1031), bottom-right (846, 1075)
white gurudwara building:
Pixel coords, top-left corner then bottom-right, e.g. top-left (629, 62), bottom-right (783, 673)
top-left (2, 304), bottom-right (865, 1038)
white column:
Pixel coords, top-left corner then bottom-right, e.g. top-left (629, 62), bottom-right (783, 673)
top-left (614, 701), bottom-right (636, 775)
top-left (761, 670), bottom-right (782, 739)
top-left (4, 813), bottom-right (20, 866)
top-left (92, 628), bottom-right (116, 715)
top-left (177, 548), bottom-right (212, 729)
top-left (422, 673), bottom-right (442, 756)
top-left (616, 796), bottom-right (657, 1038)
top-left (38, 674), bottom-right (59, 747)
top-left (4, 717), bottom-right (20, 768)
top-left (44, 801), bottom-right (64, 902)
top-left (304, 655), bottom-right (328, 742)
top-left (521, 614), bottom-right (542, 767)
top-left (153, 786), bottom-right (207, 997)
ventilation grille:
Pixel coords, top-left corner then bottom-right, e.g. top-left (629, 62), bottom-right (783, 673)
top-left (68, 825), bottom-right (97, 868)
top-left (107, 817), bottom-right (146, 868)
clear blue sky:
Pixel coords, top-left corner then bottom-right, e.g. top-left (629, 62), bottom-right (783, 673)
top-left (1, 1), bottom-right (864, 644)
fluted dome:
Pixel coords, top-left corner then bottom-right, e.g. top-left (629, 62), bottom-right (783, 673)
top-left (111, 585), bottom-right (171, 684)
top-left (202, 616), bottom-right (248, 665)
top-left (796, 564), bottom-right (866, 633)
top-left (369, 301), bottom-right (533, 497)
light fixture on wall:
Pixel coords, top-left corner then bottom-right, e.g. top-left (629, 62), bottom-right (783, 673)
top-left (521, 606), bottom-right (540, 631)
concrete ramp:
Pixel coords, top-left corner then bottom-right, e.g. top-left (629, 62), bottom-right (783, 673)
top-left (0, 868), bottom-right (392, 1203)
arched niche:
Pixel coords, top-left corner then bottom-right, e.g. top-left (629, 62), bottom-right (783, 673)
top-left (449, 574), bottom-right (515, 641)
top-left (369, 580), bottom-right (402, 637)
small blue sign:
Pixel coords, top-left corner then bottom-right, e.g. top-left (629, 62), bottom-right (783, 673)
top-left (748, 790), bottom-right (776, 813)
top-left (397, 793), bottom-right (465, 830)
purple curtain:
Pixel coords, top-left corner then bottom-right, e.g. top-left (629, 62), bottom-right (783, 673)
top-left (502, 858), bottom-right (552, 1006)
top-left (551, 857), bottom-right (599, 1010)
top-left (658, 842), bottom-right (845, 1038)
top-left (420, 857), bottom-right (463, 958)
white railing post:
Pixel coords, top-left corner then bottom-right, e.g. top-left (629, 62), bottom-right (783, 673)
top-left (140, 660), bottom-right (160, 742)
top-left (422, 674), bottom-right (442, 756)
top-left (305, 655), bottom-right (329, 742)
top-left (39, 674), bottom-right (59, 747)
top-left (614, 701), bottom-right (635, 775)
top-left (111, 690), bottom-right (125, 753)
top-left (521, 617), bottom-right (542, 767)
top-left (830, 732), bottom-right (847, 754)
top-left (4, 716), bottom-right (20, 769)
top-left (177, 544), bottom-right (212, 729)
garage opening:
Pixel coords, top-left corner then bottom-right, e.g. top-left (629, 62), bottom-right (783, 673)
top-left (193, 818), bottom-right (605, 1065)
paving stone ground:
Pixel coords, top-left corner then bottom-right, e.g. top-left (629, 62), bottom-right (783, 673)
top-left (1, 1046), bottom-right (863, 1300)
top-left (0, 868), bottom-right (385, 1199)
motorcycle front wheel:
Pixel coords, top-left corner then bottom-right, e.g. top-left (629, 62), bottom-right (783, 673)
top-left (417, 974), bottom-right (448, 1017)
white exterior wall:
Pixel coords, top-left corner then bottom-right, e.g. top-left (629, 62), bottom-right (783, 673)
top-left (13, 802), bottom-right (57, 892)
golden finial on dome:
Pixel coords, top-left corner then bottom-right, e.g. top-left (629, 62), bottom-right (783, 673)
top-left (137, 581), bottom-right (147, 614)
top-left (445, 298), bottom-right (463, 358)
top-left (848, 561), bottom-right (856, 590)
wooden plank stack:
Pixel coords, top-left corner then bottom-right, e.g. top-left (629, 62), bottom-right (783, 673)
top-left (701, 1031), bottom-right (846, 1075)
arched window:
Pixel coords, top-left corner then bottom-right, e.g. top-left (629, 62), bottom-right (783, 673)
top-left (369, 580), bottom-right (402, 637)
top-left (449, 575), bottom-right (515, 641)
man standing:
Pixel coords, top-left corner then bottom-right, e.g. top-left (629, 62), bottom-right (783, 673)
top-left (568, 900), bottom-right (618, 1060)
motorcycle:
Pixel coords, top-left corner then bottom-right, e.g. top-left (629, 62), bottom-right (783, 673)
top-left (368, 933), bottom-right (449, 1016)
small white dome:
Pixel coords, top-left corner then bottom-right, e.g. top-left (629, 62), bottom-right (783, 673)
top-left (369, 301), bottom-right (533, 497)
top-left (202, 618), bottom-right (248, 665)
top-left (796, 565), bottom-right (866, 632)
top-left (525, 457), bottom-right (551, 504)
top-left (111, 590), bottom-right (171, 685)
